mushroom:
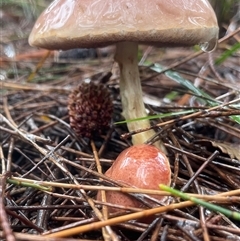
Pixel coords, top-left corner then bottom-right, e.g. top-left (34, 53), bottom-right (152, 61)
top-left (29, 0), bottom-right (218, 149)
top-left (97, 144), bottom-right (171, 214)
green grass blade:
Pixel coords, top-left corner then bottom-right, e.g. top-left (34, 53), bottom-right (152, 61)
top-left (151, 63), bottom-right (240, 124)
top-left (7, 178), bottom-right (52, 192)
top-left (159, 184), bottom-right (240, 221)
top-left (114, 110), bottom-right (194, 125)
top-left (215, 42), bottom-right (240, 65)
top-left (151, 64), bottom-right (217, 106)
top-left (230, 115), bottom-right (240, 124)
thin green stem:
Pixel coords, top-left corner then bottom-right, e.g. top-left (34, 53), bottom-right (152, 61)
top-left (159, 184), bottom-right (240, 221)
top-left (7, 178), bottom-right (52, 192)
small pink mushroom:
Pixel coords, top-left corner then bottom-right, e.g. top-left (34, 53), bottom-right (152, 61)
top-left (98, 144), bottom-right (171, 216)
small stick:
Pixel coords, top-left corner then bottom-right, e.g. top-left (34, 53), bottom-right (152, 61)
top-left (27, 50), bottom-right (52, 82)
top-left (181, 150), bottom-right (219, 192)
top-left (91, 140), bottom-right (118, 241)
top-left (0, 172), bottom-right (16, 241)
top-left (44, 200), bottom-right (194, 238)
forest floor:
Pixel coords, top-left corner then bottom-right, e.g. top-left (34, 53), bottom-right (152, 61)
top-left (1, 1), bottom-right (240, 241)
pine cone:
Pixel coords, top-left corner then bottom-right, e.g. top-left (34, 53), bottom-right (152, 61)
top-left (68, 82), bottom-right (113, 138)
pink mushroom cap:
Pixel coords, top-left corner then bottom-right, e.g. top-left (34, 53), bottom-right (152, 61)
top-left (98, 144), bottom-right (171, 215)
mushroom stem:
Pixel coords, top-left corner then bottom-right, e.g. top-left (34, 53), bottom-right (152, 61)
top-left (115, 41), bottom-right (166, 151)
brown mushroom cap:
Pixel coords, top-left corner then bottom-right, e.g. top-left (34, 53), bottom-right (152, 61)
top-left (97, 144), bottom-right (171, 213)
top-left (29, 0), bottom-right (218, 50)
